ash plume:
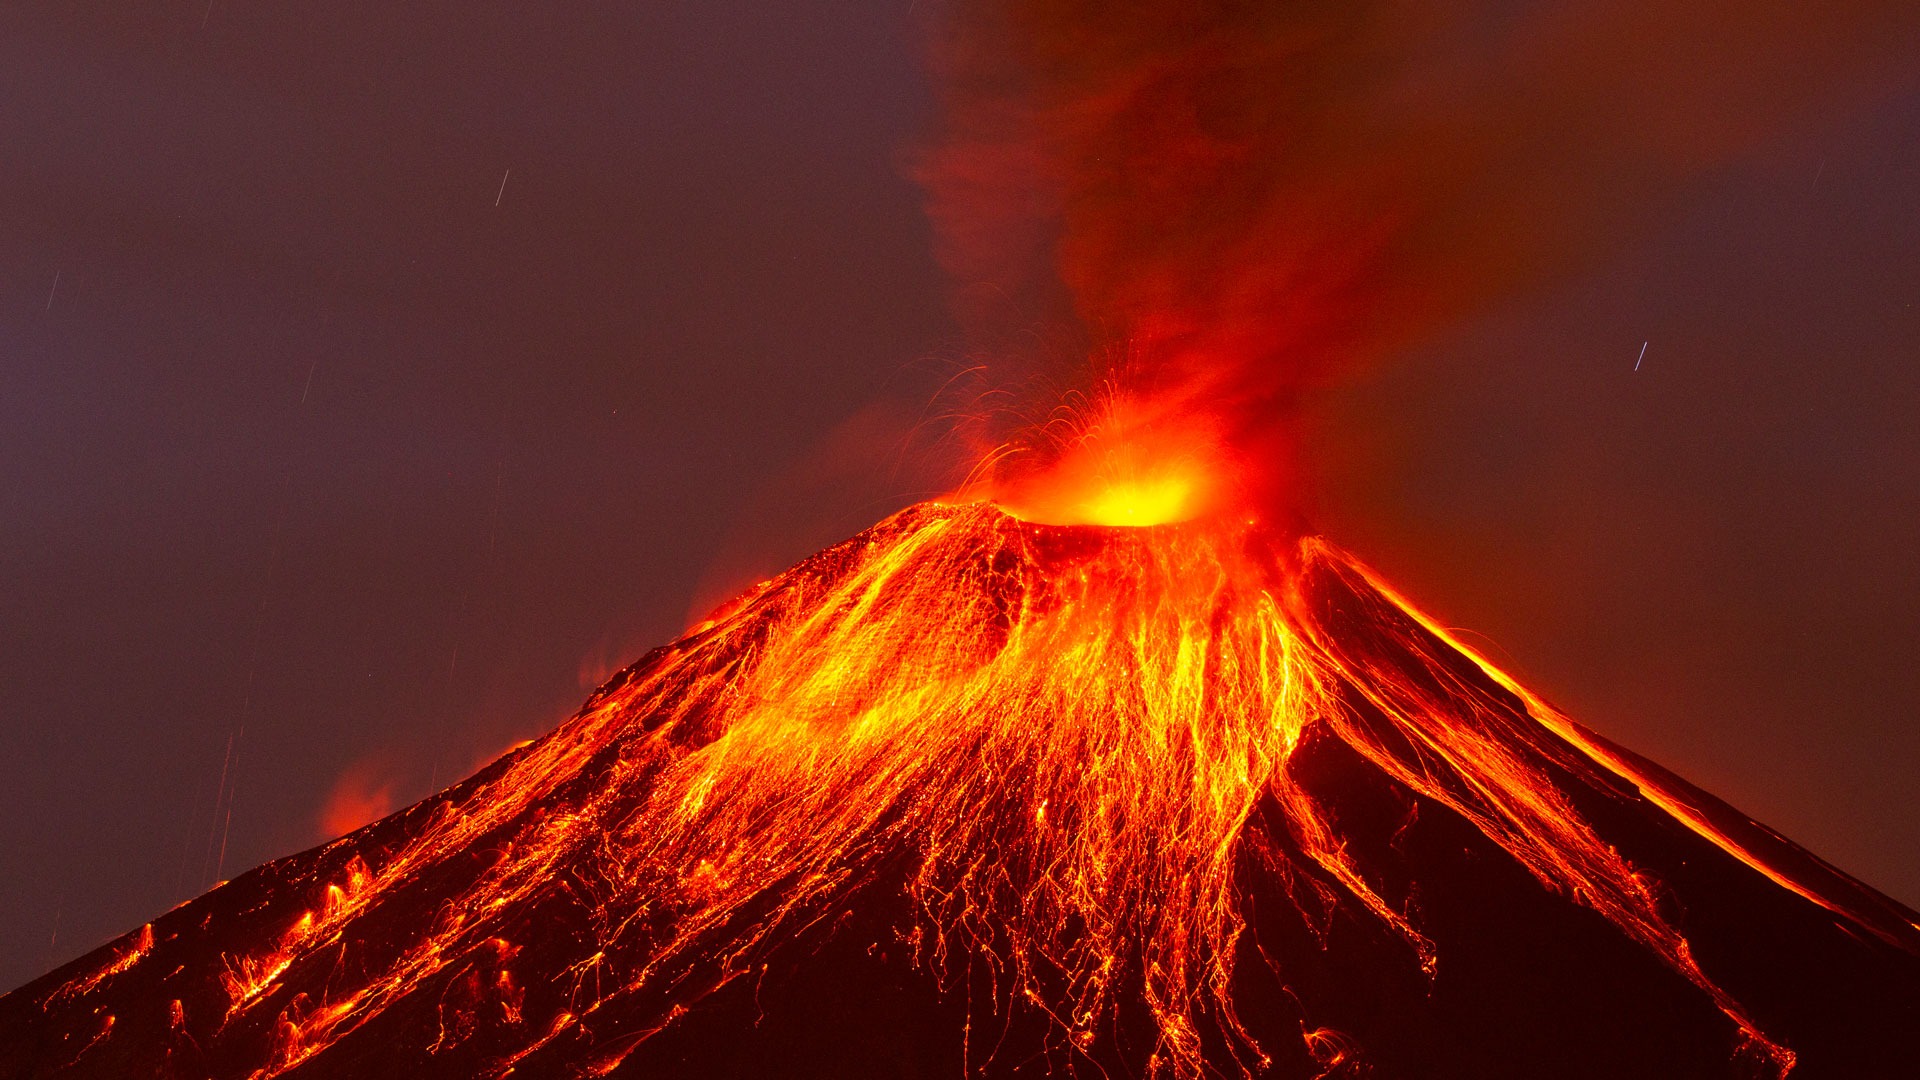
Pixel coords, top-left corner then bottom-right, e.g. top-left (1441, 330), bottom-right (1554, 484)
top-left (918, 0), bottom-right (1920, 498)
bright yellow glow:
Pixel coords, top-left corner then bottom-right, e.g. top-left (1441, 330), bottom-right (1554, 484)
top-left (983, 390), bottom-right (1229, 526)
top-left (1073, 474), bottom-right (1198, 526)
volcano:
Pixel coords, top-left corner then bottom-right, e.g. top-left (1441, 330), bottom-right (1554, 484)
top-left (4, 502), bottom-right (1917, 1079)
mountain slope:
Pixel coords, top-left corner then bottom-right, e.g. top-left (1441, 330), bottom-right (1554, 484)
top-left (4, 503), bottom-right (1916, 1078)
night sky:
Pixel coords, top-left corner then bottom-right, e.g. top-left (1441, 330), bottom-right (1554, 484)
top-left (3, 3), bottom-right (1917, 993)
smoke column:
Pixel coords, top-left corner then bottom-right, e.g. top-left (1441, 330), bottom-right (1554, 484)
top-left (918, 0), bottom-right (1920, 510)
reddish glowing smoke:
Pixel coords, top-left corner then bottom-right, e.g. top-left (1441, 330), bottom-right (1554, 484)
top-left (316, 761), bottom-right (395, 841)
top-left (919, 0), bottom-right (1920, 504)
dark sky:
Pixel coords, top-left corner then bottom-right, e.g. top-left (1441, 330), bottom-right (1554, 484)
top-left (2, 4), bottom-right (1916, 992)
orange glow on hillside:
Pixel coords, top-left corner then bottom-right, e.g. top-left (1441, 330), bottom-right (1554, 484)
top-left (316, 761), bottom-right (396, 841)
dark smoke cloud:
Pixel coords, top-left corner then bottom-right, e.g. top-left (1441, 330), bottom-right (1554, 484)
top-left (919, 0), bottom-right (1920, 500)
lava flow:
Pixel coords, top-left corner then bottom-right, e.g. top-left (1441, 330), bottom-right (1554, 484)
top-left (6, 469), bottom-right (1920, 1078)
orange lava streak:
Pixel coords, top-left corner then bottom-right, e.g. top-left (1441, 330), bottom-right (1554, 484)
top-left (42, 501), bottom-right (1849, 1078)
top-left (1357, 560), bottom-right (1920, 954)
top-left (49, 924), bottom-right (152, 1004)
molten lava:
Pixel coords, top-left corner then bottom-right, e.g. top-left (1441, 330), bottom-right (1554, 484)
top-left (972, 389), bottom-right (1232, 527)
top-left (7, 491), bottom-right (1919, 1078)
top-left (1064, 473), bottom-right (1197, 526)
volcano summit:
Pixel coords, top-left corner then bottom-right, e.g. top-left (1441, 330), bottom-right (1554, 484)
top-left (4, 503), bottom-right (1917, 1078)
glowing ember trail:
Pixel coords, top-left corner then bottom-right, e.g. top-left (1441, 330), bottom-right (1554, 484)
top-left (6, 484), bottom-right (1919, 1077)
